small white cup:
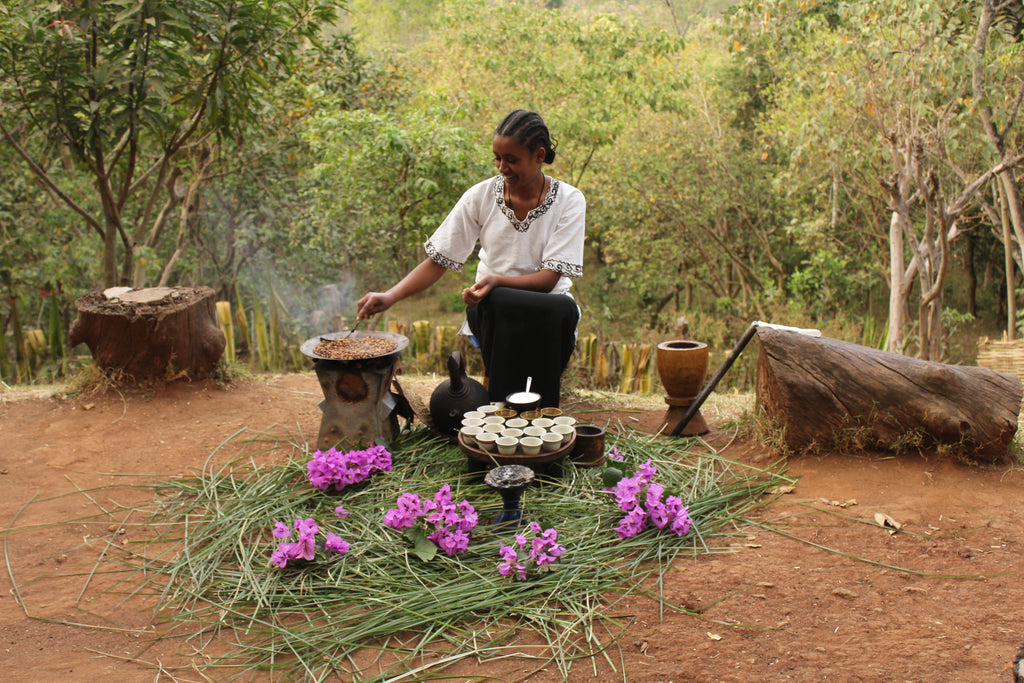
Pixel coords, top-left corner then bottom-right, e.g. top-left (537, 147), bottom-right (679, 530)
top-left (531, 417), bottom-right (554, 429)
top-left (505, 418), bottom-right (529, 429)
top-left (475, 432), bottom-right (498, 452)
top-left (496, 436), bottom-right (519, 455)
top-left (482, 423), bottom-right (505, 434)
top-left (483, 415), bottom-right (505, 425)
top-left (462, 411), bottom-right (486, 421)
top-left (552, 424), bottom-right (575, 444)
top-left (461, 417), bottom-right (484, 428)
top-left (523, 426), bottom-right (546, 438)
top-left (541, 432), bottom-right (563, 452)
top-left (500, 427), bottom-right (524, 439)
top-left (553, 416), bottom-right (577, 427)
top-left (520, 436), bottom-right (542, 455)
top-left (460, 425), bottom-right (483, 446)
top-left (478, 404), bottom-right (500, 415)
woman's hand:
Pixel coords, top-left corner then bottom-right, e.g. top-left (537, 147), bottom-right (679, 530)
top-left (356, 258), bottom-right (448, 319)
top-left (356, 291), bottom-right (395, 320)
top-left (462, 275), bottom-right (498, 305)
top-left (463, 270), bottom-right (561, 306)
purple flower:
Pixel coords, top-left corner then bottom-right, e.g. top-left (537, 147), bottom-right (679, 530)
top-left (306, 444), bottom-right (393, 492)
top-left (427, 505), bottom-right (461, 528)
top-left (456, 500), bottom-right (479, 530)
top-left (298, 537), bottom-right (318, 561)
top-left (612, 475), bottom-right (644, 511)
top-left (607, 459), bottom-right (694, 540)
top-left (432, 483), bottom-right (454, 509)
top-left (637, 459), bottom-right (658, 482)
top-left (497, 542), bottom-right (527, 580)
top-left (324, 532), bottom-right (350, 555)
top-left (615, 506), bottom-right (649, 539)
top-left (383, 508), bottom-right (415, 529)
top-left (270, 548), bottom-right (290, 568)
top-left (269, 516), bottom-right (352, 568)
top-left (334, 505), bottom-right (349, 519)
top-left (383, 492), bottom-right (424, 530)
top-left (645, 483), bottom-right (670, 529)
top-left (433, 527), bottom-right (470, 556)
top-left (497, 526), bottom-right (565, 580)
top-left (666, 498), bottom-right (693, 536)
top-left (293, 517), bottom-right (319, 540)
top-left (384, 485), bottom-right (478, 556)
top-left (608, 445), bottom-right (624, 461)
top-left (530, 528), bottom-right (566, 566)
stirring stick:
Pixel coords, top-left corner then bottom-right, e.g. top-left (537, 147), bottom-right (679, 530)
top-left (339, 316), bottom-right (361, 341)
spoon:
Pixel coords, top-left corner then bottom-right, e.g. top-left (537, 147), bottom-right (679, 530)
top-left (339, 316), bottom-right (362, 341)
top-left (525, 376), bottom-right (533, 393)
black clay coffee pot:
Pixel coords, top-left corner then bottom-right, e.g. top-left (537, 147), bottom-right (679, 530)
top-left (429, 350), bottom-right (490, 437)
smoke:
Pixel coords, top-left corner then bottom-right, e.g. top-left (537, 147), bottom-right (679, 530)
top-left (237, 254), bottom-right (359, 339)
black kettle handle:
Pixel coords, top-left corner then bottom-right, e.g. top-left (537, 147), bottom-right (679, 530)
top-left (447, 351), bottom-right (466, 395)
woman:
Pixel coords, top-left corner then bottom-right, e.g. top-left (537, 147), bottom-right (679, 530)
top-left (356, 109), bottom-right (585, 407)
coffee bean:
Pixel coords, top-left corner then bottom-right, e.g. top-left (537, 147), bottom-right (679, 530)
top-left (314, 336), bottom-right (398, 360)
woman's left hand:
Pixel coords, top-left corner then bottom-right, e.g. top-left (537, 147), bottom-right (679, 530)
top-left (462, 275), bottom-right (497, 305)
top-left (463, 270), bottom-right (561, 305)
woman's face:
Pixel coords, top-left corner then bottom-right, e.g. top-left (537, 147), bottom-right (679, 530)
top-left (492, 135), bottom-right (545, 188)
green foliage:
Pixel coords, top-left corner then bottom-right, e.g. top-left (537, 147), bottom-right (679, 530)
top-left (418, 0), bottom-right (685, 184)
top-left (299, 99), bottom-right (487, 287)
top-left (787, 250), bottom-right (871, 319)
top-left (4, 0), bottom-right (1022, 385)
top-left (0, 0), bottom-right (345, 286)
top-left (348, 0), bottom-right (443, 51)
top-left (723, 0), bottom-right (1024, 356)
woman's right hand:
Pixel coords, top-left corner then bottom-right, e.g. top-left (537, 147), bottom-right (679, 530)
top-left (356, 291), bottom-right (394, 320)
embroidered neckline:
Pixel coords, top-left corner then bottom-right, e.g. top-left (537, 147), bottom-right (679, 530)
top-left (494, 176), bottom-right (559, 233)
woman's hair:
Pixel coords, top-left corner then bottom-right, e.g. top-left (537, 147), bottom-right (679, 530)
top-left (494, 110), bottom-right (557, 164)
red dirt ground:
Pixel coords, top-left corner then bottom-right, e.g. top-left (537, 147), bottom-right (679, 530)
top-left (2, 373), bottom-right (1023, 682)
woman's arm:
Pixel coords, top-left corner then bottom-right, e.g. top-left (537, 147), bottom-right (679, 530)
top-left (462, 269), bottom-right (561, 306)
top-left (357, 258), bottom-right (448, 319)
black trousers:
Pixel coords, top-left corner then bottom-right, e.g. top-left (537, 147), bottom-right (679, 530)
top-left (466, 286), bottom-right (580, 408)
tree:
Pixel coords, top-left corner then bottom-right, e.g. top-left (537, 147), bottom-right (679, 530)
top-left (297, 101), bottom-right (487, 287)
top-left (971, 0), bottom-right (1024, 338)
top-left (157, 34), bottom-right (403, 298)
top-left (414, 1), bottom-right (684, 188)
top-left (412, 1), bottom-right (739, 328)
top-left (727, 0), bottom-right (1024, 359)
top-left (0, 0), bottom-right (343, 288)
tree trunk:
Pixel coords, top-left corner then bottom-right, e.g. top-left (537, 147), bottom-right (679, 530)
top-left (69, 286), bottom-right (226, 381)
top-left (1001, 180), bottom-right (1017, 339)
top-left (755, 327), bottom-right (1022, 461)
top-left (886, 209), bottom-right (911, 353)
top-left (965, 230), bottom-right (977, 317)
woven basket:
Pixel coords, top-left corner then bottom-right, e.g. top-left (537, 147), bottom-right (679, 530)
top-left (976, 336), bottom-right (1024, 382)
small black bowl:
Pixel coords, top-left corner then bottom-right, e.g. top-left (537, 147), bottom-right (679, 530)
top-left (505, 390), bottom-right (541, 413)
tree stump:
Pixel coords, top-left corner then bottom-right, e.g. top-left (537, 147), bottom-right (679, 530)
top-left (69, 286), bottom-right (226, 381)
top-left (755, 327), bottom-right (1022, 461)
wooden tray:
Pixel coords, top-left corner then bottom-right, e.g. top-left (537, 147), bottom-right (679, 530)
top-left (458, 432), bottom-right (576, 467)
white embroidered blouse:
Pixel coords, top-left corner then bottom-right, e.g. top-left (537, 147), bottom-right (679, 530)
top-left (424, 175), bottom-right (586, 296)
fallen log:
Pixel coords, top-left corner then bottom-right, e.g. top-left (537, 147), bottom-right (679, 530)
top-left (69, 286), bottom-right (226, 381)
top-left (755, 327), bottom-right (1022, 461)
